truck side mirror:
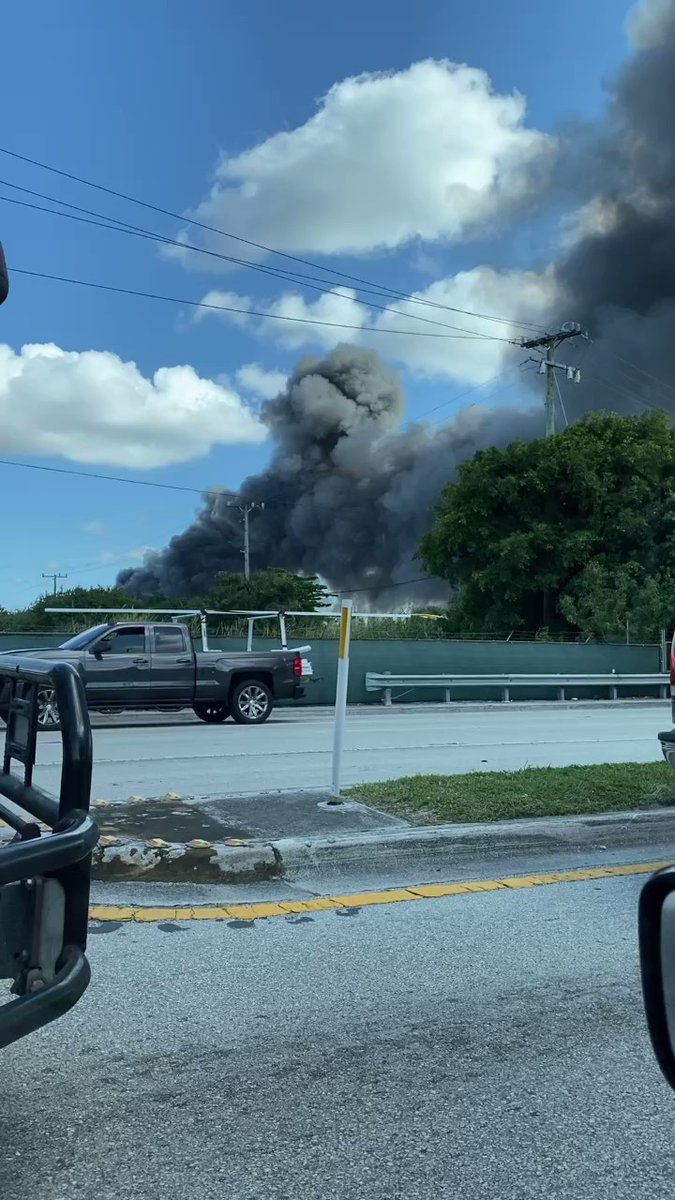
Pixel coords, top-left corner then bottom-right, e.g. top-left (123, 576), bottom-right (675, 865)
top-left (639, 866), bottom-right (675, 1089)
top-left (0, 243), bottom-right (8, 306)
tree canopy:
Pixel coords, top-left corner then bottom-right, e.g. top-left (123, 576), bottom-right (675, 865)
top-left (0, 571), bottom-right (328, 632)
top-left (419, 411), bottom-right (675, 639)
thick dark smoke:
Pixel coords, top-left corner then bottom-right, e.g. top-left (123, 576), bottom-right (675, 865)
top-left (120, 345), bottom-right (541, 601)
top-left (120, 2), bottom-right (675, 601)
top-left (550, 0), bottom-right (675, 419)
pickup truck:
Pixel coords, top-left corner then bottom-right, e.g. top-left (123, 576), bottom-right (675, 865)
top-left (0, 621), bottom-right (307, 730)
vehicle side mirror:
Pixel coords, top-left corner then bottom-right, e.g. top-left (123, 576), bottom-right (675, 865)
top-left (88, 645), bottom-right (105, 659)
top-left (639, 866), bottom-right (675, 1089)
top-left (0, 243), bottom-right (8, 306)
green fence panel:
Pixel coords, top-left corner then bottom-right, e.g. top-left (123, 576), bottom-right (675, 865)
top-left (0, 631), bottom-right (662, 705)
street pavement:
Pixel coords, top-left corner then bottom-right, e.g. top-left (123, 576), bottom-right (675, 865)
top-left (2, 859), bottom-right (675, 1199)
top-left (29, 701), bottom-right (669, 801)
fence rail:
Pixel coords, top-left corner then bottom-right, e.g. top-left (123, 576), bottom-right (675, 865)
top-left (365, 671), bottom-right (670, 706)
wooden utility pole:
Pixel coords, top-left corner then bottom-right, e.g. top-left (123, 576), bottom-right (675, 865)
top-left (520, 324), bottom-right (585, 436)
top-left (42, 571), bottom-right (68, 595)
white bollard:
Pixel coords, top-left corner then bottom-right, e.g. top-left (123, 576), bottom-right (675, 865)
top-left (330, 600), bottom-right (353, 801)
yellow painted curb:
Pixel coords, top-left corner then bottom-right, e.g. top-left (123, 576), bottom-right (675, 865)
top-left (88, 859), bottom-right (673, 925)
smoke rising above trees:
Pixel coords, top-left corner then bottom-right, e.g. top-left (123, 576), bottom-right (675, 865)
top-left (120, 0), bottom-right (675, 601)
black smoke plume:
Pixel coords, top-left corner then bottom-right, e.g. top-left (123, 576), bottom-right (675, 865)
top-left (119, 345), bottom-right (541, 601)
top-left (551, 0), bottom-right (675, 419)
top-left (120, 1), bottom-right (675, 601)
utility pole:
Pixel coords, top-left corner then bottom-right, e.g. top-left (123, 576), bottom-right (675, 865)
top-left (228, 502), bottom-right (265, 580)
top-left (42, 571), bottom-right (68, 596)
top-left (520, 324), bottom-right (586, 436)
top-left (242, 506), bottom-right (251, 581)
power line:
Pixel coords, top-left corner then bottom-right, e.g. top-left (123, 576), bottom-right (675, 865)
top-left (10, 265), bottom-right (507, 340)
top-left (420, 363), bottom-right (523, 419)
top-left (0, 144), bottom-right (546, 334)
top-left (583, 369), bottom-right (673, 415)
top-left (0, 180), bottom-right (506, 339)
top-left (613, 354), bottom-right (675, 400)
top-left (0, 457), bottom-right (219, 495)
top-left (337, 575), bottom-right (432, 595)
top-left (0, 188), bottom-right (505, 342)
top-left (553, 371), bottom-right (569, 429)
top-left (0, 457), bottom-right (297, 518)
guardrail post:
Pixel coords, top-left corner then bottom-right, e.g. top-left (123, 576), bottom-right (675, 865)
top-left (662, 684), bottom-right (669, 700)
top-left (383, 672), bottom-right (392, 707)
top-left (503, 686), bottom-right (510, 702)
top-left (557, 686), bottom-right (565, 702)
top-left (444, 688), bottom-right (451, 704)
top-left (610, 684), bottom-right (618, 701)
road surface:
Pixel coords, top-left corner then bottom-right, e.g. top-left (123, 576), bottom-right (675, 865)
top-left (2, 861), bottom-right (675, 1199)
top-left (30, 702), bottom-right (668, 801)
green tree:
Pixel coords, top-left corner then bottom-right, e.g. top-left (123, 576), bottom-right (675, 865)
top-left (206, 569), bottom-right (327, 613)
top-left (419, 411), bottom-right (675, 636)
top-left (0, 585), bottom-right (173, 632)
top-left (559, 562), bottom-right (675, 642)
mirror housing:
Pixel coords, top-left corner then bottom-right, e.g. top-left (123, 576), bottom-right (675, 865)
top-left (639, 866), bottom-right (675, 1090)
top-left (0, 242), bottom-right (8, 306)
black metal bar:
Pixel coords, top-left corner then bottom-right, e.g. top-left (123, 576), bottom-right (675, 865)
top-left (0, 946), bottom-right (91, 1051)
top-left (52, 661), bottom-right (92, 821)
top-left (0, 656), bottom-right (96, 1046)
top-left (0, 797), bottom-right (40, 837)
top-left (0, 810), bottom-right (98, 885)
top-left (0, 772), bottom-right (59, 828)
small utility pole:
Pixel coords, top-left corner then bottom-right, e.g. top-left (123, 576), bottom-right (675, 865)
top-left (228, 502), bottom-right (265, 580)
top-left (520, 324), bottom-right (585, 436)
top-left (242, 506), bottom-right (251, 581)
top-left (42, 571), bottom-right (68, 596)
top-left (545, 343), bottom-right (557, 438)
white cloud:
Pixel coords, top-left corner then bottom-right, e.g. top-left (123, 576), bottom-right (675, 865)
top-left (0, 343), bottom-right (266, 468)
top-left (625, 0), bottom-right (672, 47)
top-left (172, 59), bottom-right (552, 263)
top-left (195, 290), bottom-right (253, 326)
top-left (235, 363), bottom-right (288, 400)
top-left (196, 267), bottom-right (557, 385)
top-left (370, 267), bottom-right (558, 383)
top-left (81, 520), bottom-right (106, 535)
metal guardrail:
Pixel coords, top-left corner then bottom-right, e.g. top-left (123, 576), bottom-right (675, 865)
top-left (365, 671), bottom-right (670, 706)
top-left (0, 658), bottom-right (98, 1049)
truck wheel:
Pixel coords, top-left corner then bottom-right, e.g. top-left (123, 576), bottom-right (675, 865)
top-left (193, 702), bottom-right (230, 724)
top-left (230, 680), bottom-right (272, 725)
top-left (37, 686), bottom-right (61, 732)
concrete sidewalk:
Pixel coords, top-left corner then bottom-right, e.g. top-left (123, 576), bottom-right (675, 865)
top-left (83, 788), bottom-right (404, 881)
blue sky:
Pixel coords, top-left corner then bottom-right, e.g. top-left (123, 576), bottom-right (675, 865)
top-left (0, 0), bottom-right (637, 606)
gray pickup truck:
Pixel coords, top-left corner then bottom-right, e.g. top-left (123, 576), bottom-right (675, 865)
top-left (0, 621), bottom-right (307, 729)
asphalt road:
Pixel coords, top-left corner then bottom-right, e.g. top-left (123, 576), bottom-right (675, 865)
top-left (3, 867), bottom-right (675, 1199)
top-left (30, 702), bottom-right (669, 800)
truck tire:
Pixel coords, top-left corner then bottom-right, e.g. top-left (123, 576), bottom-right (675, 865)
top-left (230, 679), bottom-right (273, 725)
top-left (193, 701), bottom-right (230, 724)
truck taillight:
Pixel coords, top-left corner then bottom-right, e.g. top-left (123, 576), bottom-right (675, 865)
top-left (294, 655), bottom-right (302, 677)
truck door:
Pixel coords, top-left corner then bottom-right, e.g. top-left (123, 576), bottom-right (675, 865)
top-left (85, 625), bottom-right (155, 705)
top-left (149, 624), bottom-right (194, 703)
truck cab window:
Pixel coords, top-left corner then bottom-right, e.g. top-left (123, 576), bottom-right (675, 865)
top-left (153, 626), bottom-right (188, 654)
top-left (99, 627), bottom-right (146, 655)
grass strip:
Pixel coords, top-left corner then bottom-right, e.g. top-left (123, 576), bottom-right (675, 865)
top-left (350, 762), bottom-right (675, 825)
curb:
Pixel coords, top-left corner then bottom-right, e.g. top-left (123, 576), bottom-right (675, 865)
top-left (92, 836), bottom-right (278, 883)
top-left (87, 806), bottom-right (675, 883)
